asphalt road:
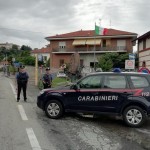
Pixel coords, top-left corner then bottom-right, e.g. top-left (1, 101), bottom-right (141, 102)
top-left (0, 72), bottom-right (150, 150)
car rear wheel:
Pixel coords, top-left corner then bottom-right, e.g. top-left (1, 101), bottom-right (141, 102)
top-left (123, 106), bottom-right (146, 127)
top-left (45, 100), bottom-right (63, 119)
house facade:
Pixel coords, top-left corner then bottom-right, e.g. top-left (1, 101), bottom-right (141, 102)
top-left (136, 31), bottom-right (150, 70)
top-left (45, 29), bottom-right (137, 69)
top-left (31, 47), bottom-right (51, 63)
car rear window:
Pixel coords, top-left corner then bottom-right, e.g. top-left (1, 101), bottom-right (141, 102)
top-left (130, 76), bottom-right (149, 88)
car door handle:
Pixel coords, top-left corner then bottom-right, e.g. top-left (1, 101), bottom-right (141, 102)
top-left (93, 92), bottom-right (99, 95)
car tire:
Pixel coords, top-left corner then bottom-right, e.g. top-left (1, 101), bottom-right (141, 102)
top-left (45, 100), bottom-right (63, 119)
top-left (123, 106), bottom-right (147, 127)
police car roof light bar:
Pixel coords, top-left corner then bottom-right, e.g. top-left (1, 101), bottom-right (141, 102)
top-left (113, 68), bottom-right (121, 73)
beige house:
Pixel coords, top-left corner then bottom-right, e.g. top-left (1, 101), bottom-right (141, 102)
top-left (31, 47), bottom-right (51, 63)
top-left (136, 31), bottom-right (150, 69)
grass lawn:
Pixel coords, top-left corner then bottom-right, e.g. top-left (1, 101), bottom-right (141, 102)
top-left (38, 77), bottom-right (70, 90)
top-left (52, 77), bottom-right (69, 87)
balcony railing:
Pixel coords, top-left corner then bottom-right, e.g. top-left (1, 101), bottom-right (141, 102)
top-left (52, 46), bottom-right (127, 53)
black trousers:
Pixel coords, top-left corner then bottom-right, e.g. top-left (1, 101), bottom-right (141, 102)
top-left (17, 83), bottom-right (27, 100)
top-left (43, 83), bottom-right (51, 89)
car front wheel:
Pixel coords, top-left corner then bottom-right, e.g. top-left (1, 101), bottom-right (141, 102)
top-left (123, 106), bottom-right (147, 127)
top-left (45, 100), bottom-right (63, 119)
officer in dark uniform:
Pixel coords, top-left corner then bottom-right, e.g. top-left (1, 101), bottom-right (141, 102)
top-left (42, 68), bottom-right (52, 89)
top-left (16, 65), bottom-right (29, 102)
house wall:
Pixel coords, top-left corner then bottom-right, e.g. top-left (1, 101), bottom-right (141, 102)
top-left (139, 41), bottom-right (143, 51)
top-left (51, 54), bottom-right (72, 68)
top-left (138, 38), bottom-right (150, 69)
top-left (31, 53), bottom-right (50, 62)
top-left (51, 40), bottom-right (74, 50)
top-left (50, 37), bottom-right (134, 68)
top-left (126, 39), bottom-right (133, 52)
top-left (51, 53), bottom-right (104, 69)
top-left (139, 50), bottom-right (150, 69)
top-left (80, 53), bottom-right (102, 67)
top-left (111, 38), bottom-right (133, 52)
top-left (146, 38), bottom-right (150, 48)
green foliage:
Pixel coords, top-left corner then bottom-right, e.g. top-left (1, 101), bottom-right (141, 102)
top-left (20, 45), bottom-right (32, 51)
top-left (0, 44), bottom-right (33, 66)
top-left (52, 77), bottom-right (68, 87)
top-left (38, 79), bottom-right (44, 90)
top-left (38, 60), bottom-right (44, 66)
top-left (12, 44), bottom-right (19, 50)
top-left (97, 55), bottom-right (113, 71)
top-left (16, 56), bottom-right (35, 66)
top-left (96, 53), bottom-right (130, 71)
top-left (9, 65), bottom-right (18, 74)
top-left (45, 58), bottom-right (50, 67)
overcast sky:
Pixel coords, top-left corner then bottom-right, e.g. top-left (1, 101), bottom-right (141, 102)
top-left (0, 0), bottom-right (149, 49)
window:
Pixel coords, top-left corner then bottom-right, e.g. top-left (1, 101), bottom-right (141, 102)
top-left (43, 56), bottom-right (47, 61)
top-left (117, 40), bottom-right (126, 50)
top-left (117, 40), bottom-right (126, 46)
top-left (59, 42), bottom-right (66, 49)
top-left (104, 75), bottom-right (127, 89)
top-left (130, 76), bottom-right (149, 88)
top-left (143, 39), bottom-right (146, 49)
top-left (78, 75), bottom-right (102, 89)
top-left (90, 62), bottom-right (98, 68)
top-left (103, 40), bottom-right (106, 47)
top-left (80, 59), bottom-right (84, 67)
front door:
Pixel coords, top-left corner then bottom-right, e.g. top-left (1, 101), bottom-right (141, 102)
top-left (66, 74), bottom-right (103, 111)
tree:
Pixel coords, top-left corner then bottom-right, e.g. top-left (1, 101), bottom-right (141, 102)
top-left (97, 55), bottom-right (113, 71)
top-left (20, 45), bottom-right (32, 51)
top-left (96, 52), bottom-right (130, 71)
top-left (12, 44), bottom-right (19, 50)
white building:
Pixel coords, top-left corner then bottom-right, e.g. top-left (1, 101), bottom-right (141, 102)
top-left (31, 47), bottom-right (51, 63)
top-left (0, 42), bottom-right (20, 49)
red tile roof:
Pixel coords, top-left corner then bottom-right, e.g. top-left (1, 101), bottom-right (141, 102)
top-left (46, 29), bottom-right (137, 39)
top-left (31, 47), bottom-right (51, 54)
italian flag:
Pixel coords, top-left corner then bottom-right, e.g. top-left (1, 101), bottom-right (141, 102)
top-left (95, 24), bottom-right (108, 35)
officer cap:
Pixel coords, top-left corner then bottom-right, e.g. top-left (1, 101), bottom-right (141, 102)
top-left (20, 65), bottom-right (25, 69)
top-left (46, 67), bottom-right (50, 71)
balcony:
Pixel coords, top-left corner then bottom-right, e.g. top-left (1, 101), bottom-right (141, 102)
top-left (52, 46), bottom-right (127, 54)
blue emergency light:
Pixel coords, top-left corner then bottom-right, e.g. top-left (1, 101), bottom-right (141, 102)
top-left (113, 68), bottom-right (121, 73)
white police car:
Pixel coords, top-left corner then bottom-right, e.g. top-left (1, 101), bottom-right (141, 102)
top-left (37, 71), bottom-right (150, 127)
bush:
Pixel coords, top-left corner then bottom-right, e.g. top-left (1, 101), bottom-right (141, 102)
top-left (9, 65), bottom-right (18, 74)
top-left (16, 56), bottom-right (35, 66)
top-left (38, 79), bottom-right (44, 90)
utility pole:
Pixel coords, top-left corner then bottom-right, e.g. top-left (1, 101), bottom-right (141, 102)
top-left (5, 52), bottom-right (8, 76)
top-left (35, 54), bottom-right (38, 86)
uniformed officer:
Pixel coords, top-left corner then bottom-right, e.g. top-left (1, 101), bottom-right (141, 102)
top-left (16, 65), bottom-right (29, 102)
top-left (42, 68), bottom-right (52, 89)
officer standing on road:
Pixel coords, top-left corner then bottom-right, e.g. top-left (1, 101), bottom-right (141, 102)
top-left (16, 65), bottom-right (29, 102)
top-left (42, 67), bottom-right (52, 89)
